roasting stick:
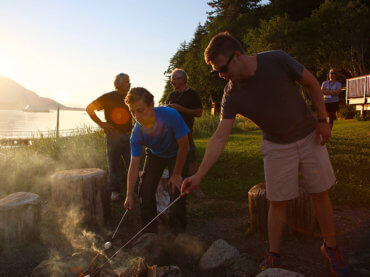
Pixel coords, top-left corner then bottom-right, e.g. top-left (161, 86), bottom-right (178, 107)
top-left (111, 209), bottom-right (128, 240)
top-left (88, 194), bottom-right (184, 276)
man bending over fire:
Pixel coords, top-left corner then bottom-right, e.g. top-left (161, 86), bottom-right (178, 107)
top-left (124, 87), bottom-right (189, 234)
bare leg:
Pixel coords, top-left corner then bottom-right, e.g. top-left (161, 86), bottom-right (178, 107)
top-left (311, 190), bottom-right (337, 247)
top-left (268, 200), bottom-right (288, 253)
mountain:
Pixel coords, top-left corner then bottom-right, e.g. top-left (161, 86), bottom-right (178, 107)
top-left (0, 76), bottom-right (82, 110)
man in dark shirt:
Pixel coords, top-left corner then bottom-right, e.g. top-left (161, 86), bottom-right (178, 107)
top-left (166, 68), bottom-right (204, 197)
top-left (86, 73), bottom-right (133, 201)
top-left (181, 32), bottom-right (348, 276)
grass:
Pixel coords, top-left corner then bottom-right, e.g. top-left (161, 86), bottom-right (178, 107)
top-left (0, 118), bottom-right (368, 207)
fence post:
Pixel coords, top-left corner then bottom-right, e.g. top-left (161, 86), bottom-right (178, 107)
top-left (56, 107), bottom-right (60, 139)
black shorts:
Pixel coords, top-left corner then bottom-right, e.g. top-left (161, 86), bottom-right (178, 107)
top-left (325, 102), bottom-right (339, 113)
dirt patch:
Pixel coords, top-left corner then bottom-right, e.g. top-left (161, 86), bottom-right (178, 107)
top-left (186, 198), bottom-right (370, 277)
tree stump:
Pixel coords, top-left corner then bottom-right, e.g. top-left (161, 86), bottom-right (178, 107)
top-left (50, 168), bottom-right (110, 227)
top-left (0, 192), bottom-right (41, 247)
top-left (248, 183), bottom-right (317, 236)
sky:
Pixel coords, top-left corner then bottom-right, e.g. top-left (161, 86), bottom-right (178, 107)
top-left (0, 0), bottom-right (212, 107)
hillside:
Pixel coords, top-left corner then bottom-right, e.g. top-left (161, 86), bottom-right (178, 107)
top-left (0, 76), bottom-right (81, 110)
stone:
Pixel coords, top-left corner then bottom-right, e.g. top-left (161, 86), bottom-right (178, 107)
top-left (0, 192), bottom-right (41, 246)
top-left (170, 233), bottom-right (205, 270)
top-left (130, 233), bottom-right (170, 266)
top-left (227, 253), bottom-right (259, 276)
top-left (199, 239), bottom-right (240, 271)
top-left (255, 268), bottom-right (305, 277)
top-left (50, 168), bottom-right (110, 227)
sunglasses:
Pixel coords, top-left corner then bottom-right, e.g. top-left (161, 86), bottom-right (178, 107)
top-left (211, 52), bottom-right (235, 74)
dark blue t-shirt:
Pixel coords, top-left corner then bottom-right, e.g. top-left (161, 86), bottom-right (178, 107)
top-left (130, 107), bottom-right (190, 158)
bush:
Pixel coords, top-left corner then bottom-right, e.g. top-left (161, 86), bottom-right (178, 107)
top-left (337, 103), bottom-right (356, 119)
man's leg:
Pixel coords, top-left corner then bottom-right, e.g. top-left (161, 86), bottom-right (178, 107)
top-left (168, 156), bottom-right (187, 234)
top-left (106, 132), bottom-right (122, 199)
top-left (139, 151), bottom-right (165, 233)
top-left (311, 190), bottom-right (336, 246)
top-left (268, 200), bottom-right (289, 254)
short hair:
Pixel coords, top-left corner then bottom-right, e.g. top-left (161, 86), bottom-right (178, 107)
top-left (114, 73), bottom-right (129, 90)
top-left (171, 68), bottom-right (188, 83)
top-left (125, 87), bottom-right (154, 106)
top-left (204, 31), bottom-right (244, 64)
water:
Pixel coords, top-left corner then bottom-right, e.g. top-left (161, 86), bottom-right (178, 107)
top-left (0, 109), bottom-right (103, 138)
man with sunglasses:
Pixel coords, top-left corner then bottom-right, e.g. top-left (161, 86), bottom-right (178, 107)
top-left (181, 32), bottom-right (348, 276)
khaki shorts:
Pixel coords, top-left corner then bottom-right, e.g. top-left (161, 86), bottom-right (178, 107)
top-left (261, 130), bottom-right (336, 201)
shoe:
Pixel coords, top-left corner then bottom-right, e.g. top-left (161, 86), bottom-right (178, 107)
top-left (111, 192), bottom-right (120, 202)
top-left (259, 251), bottom-right (281, 271)
top-left (320, 242), bottom-right (349, 277)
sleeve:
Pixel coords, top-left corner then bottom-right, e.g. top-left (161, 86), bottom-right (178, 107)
top-left (168, 109), bottom-right (190, 139)
top-left (93, 95), bottom-right (106, 110)
top-left (220, 84), bottom-right (236, 120)
top-left (130, 124), bottom-right (143, 157)
top-left (278, 51), bottom-right (304, 81)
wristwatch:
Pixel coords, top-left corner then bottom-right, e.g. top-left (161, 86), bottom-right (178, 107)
top-left (318, 116), bottom-right (330, 123)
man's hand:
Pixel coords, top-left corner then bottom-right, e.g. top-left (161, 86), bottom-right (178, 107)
top-left (181, 174), bottom-right (202, 195)
top-left (168, 174), bottom-right (183, 194)
top-left (124, 195), bottom-right (134, 210)
top-left (100, 122), bottom-right (114, 132)
top-left (316, 122), bottom-right (331, 145)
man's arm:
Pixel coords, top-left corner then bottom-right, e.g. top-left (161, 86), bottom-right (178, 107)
top-left (124, 155), bottom-right (141, 210)
top-left (181, 118), bottom-right (234, 194)
top-left (321, 83), bottom-right (340, 96)
top-left (169, 134), bottom-right (189, 193)
top-left (167, 104), bottom-right (203, 117)
top-left (299, 68), bottom-right (331, 145)
top-left (86, 101), bottom-right (114, 132)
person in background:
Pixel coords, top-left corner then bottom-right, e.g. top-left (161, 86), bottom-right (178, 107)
top-left (124, 87), bottom-right (189, 234)
top-left (86, 73), bottom-right (132, 201)
top-left (166, 68), bottom-right (205, 198)
top-left (321, 68), bottom-right (342, 129)
top-left (181, 32), bottom-right (348, 277)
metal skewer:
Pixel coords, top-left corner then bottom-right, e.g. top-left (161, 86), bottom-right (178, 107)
top-left (91, 194), bottom-right (183, 274)
top-left (111, 209), bottom-right (128, 240)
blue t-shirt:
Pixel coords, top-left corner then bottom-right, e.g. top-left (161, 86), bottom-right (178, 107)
top-left (322, 81), bottom-right (342, 103)
top-left (130, 107), bottom-right (190, 158)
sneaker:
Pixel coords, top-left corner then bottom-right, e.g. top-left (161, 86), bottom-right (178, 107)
top-left (259, 251), bottom-right (281, 271)
top-left (111, 192), bottom-right (120, 202)
top-left (320, 242), bottom-right (349, 277)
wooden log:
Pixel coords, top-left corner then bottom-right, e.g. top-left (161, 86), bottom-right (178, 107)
top-left (0, 192), bottom-right (41, 247)
top-left (50, 168), bottom-right (110, 227)
top-left (248, 183), bottom-right (317, 236)
top-left (248, 183), bottom-right (269, 235)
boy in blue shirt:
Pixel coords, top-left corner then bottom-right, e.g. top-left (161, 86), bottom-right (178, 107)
top-left (124, 87), bottom-right (189, 233)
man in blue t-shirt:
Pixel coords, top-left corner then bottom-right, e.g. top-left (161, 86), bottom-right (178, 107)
top-left (124, 87), bottom-right (189, 233)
